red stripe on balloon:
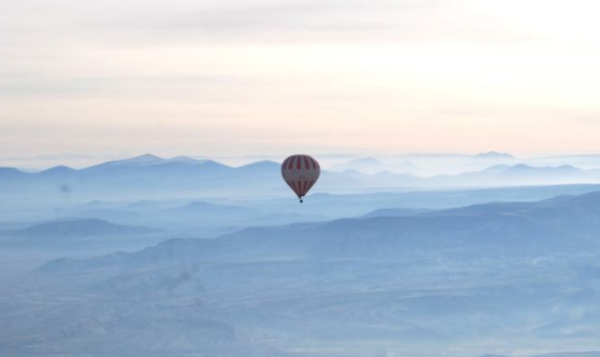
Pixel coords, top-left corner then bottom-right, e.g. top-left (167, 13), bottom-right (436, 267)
top-left (296, 156), bottom-right (301, 170)
top-left (288, 156), bottom-right (295, 170)
top-left (304, 156), bottom-right (310, 170)
top-left (290, 180), bottom-right (298, 194)
top-left (286, 180), bottom-right (294, 190)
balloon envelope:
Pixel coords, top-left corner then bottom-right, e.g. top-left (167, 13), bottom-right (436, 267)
top-left (281, 155), bottom-right (320, 201)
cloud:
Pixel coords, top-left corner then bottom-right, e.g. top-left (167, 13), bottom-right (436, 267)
top-left (0, 73), bottom-right (255, 100)
top-left (0, 0), bottom-right (539, 47)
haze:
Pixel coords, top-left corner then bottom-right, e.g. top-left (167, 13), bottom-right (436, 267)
top-left (2, 0), bottom-right (600, 157)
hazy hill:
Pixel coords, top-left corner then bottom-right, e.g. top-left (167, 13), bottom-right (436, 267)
top-left (80, 154), bottom-right (233, 180)
top-left (362, 207), bottom-right (435, 218)
top-left (66, 209), bottom-right (143, 223)
top-left (474, 151), bottom-right (516, 160)
top-left (4, 218), bottom-right (155, 240)
top-left (125, 199), bottom-right (187, 211)
top-left (0, 167), bottom-right (27, 180)
top-left (330, 157), bottom-right (423, 175)
top-left (43, 191), bottom-right (600, 272)
top-left (428, 164), bottom-right (599, 187)
top-left (31, 191), bottom-right (600, 356)
top-left (330, 157), bottom-right (389, 174)
top-left (166, 201), bottom-right (260, 219)
top-left (38, 165), bottom-right (77, 178)
top-left (234, 160), bottom-right (281, 173)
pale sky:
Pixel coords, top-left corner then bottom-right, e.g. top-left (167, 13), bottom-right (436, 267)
top-left (2, 0), bottom-right (600, 157)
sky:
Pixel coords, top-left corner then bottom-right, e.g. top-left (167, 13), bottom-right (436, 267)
top-left (2, 0), bottom-right (600, 157)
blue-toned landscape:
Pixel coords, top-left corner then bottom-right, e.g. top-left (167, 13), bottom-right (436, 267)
top-left (3, 153), bottom-right (600, 356)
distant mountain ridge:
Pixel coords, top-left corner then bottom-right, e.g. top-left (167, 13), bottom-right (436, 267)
top-left (474, 151), bottom-right (516, 159)
top-left (2, 218), bottom-right (155, 241)
top-left (166, 201), bottom-right (259, 218)
top-left (42, 190), bottom-right (600, 272)
top-left (4, 154), bottom-right (600, 202)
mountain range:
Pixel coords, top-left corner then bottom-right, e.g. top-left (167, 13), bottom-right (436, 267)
top-left (0, 218), bottom-right (154, 239)
top-left (44, 190), bottom-right (600, 272)
top-left (4, 154), bottom-right (600, 204)
top-left (0, 219), bottom-right (167, 257)
top-left (23, 191), bottom-right (600, 356)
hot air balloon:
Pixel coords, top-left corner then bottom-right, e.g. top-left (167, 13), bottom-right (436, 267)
top-left (281, 155), bottom-right (320, 203)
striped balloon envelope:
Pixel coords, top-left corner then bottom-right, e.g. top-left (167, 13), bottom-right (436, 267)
top-left (281, 155), bottom-right (320, 203)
